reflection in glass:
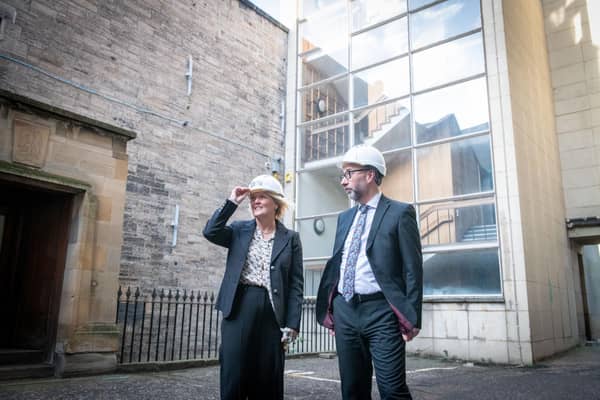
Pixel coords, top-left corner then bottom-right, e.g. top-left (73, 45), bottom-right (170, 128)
top-left (351, 18), bottom-right (408, 70)
top-left (297, 167), bottom-right (349, 217)
top-left (300, 77), bottom-right (349, 122)
top-left (381, 150), bottom-right (414, 202)
top-left (414, 77), bottom-right (489, 144)
top-left (299, 6), bottom-right (348, 85)
top-left (301, 51), bottom-right (349, 86)
top-left (297, 215), bottom-right (339, 259)
top-left (351, 0), bottom-right (407, 31)
top-left (301, 0), bottom-right (345, 19)
top-left (423, 248), bottom-right (502, 296)
top-left (410, 0), bottom-right (481, 50)
top-left (353, 99), bottom-right (411, 151)
top-left (419, 199), bottom-right (496, 246)
top-left (353, 57), bottom-right (409, 108)
top-left (408, 0), bottom-right (438, 10)
top-left (300, 115), bottom-right (349, 165)
top-left (417, 135), bottom-right (493, 201)
top-left (412, 32), bottom-right (484, 92)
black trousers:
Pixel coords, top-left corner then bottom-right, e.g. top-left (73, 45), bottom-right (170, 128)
top-left (333, 294), bottom-right (411, 400)
top-left (219, 285), bottom-right (284, 400)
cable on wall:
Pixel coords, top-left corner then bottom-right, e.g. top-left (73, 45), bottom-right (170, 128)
top-left (0, 52), bottom-right (273, 160)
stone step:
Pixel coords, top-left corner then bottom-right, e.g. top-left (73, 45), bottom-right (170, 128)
top-left (0, 363), bottom-right (54, 381)
top-left (0, 349), bottom-right (45, 365)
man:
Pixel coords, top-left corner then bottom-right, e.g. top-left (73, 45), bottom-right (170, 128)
top-left (316, 145), bottom-right (423, 400)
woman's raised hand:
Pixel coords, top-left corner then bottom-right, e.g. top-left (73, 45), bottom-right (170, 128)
top-left (229, 186), bottom-right (250, 204)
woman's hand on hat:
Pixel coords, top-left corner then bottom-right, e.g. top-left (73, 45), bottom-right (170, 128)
top-left (229, 186), bottom-right (250, 204)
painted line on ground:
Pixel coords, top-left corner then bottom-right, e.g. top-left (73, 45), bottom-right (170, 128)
top-left (285, 370), bottom-right (340, 383)
top-left (407, 367), bottom-right (459, 374)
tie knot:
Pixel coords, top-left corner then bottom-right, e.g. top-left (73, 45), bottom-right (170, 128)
top-left (358, 204), bottom-right (369, 214)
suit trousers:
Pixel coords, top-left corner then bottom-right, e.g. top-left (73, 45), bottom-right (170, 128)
top-left (219, 285), bottom-right (284, 400)
top-left (333, 294), bottom-right (411, 400)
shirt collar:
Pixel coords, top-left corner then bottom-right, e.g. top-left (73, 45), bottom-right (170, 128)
top-left (363, 191), bottom-right (381, 210)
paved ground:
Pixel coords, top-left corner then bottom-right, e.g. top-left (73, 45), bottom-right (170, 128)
top-left (1, 346), bottom-right (599, 399)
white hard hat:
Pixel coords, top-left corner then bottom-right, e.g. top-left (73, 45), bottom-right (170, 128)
top-left (342, 145), bottom-right (386, 176)
top-left (248, 174), bottom-right (285, 198)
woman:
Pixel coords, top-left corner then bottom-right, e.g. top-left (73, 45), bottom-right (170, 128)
top-left (203, 174), bottom-right (304, 400)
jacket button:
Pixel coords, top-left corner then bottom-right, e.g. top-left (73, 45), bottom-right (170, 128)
top-left (270, 265), bottom-right (275, 270)
top-left (273, 289), bottom-right (278, 294)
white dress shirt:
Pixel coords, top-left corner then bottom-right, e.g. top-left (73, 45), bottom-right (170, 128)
top-left (338, 192), bottom-right (383, 295)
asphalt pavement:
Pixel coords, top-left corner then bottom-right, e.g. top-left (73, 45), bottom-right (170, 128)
top-left (0, 346), bottom-right (598, 399)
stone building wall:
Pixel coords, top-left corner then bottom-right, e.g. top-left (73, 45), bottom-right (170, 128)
top-left (0, 0), bottom-right (289, 293)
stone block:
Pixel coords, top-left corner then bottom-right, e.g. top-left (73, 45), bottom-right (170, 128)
top-left (557, 129), bottom-right (593, 151)
top-left (554, 95), bottom-right (589, 115)
top-left (64, 322), bottom-right (120, 354)
top-left (556, 110), bottom-right (591, 133)
top-left (12, 117), bottom-right (52, 168)
top-left (96, 195), bottom-right (113, 222)
top-left (55, 352), bottom-right (116, 378)
top-left (551, 63), bottom-right (586, 88)
top-left (549, 45), bottom-right (583, 69)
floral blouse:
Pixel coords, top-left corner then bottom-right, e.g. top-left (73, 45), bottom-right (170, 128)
top-left (239, 226), bottom-right (275, 309)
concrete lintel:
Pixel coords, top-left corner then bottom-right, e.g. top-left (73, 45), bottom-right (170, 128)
top-left (568, 226), bottom-right (600, 244)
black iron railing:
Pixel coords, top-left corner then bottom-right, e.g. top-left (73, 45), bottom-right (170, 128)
top-left (116, 287), bottom-right (335, 364)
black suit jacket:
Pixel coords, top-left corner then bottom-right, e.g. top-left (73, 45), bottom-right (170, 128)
top-left (203, 199), bottom-right (304, 330)
top-left (316, 195), bottom-right (423, 333)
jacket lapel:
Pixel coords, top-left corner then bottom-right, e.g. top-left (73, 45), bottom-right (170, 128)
top-left (271, 221), bottom-right (290, 262)
top-left (333, 208), bottom-right (357, 256)
top-left (367, 195), bottom-right (390, 251)
top-left (239, 220), bottom-right (256, 259)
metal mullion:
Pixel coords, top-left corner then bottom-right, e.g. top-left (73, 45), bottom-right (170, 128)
top-left (412, 72), bottom-right (486, 97)
top-left (298, 71), bottom-right (348, 91)
top-left (417, 191), bottom-right (495, 207)
top-left (414, 129), bottom-right (490, 149)
top-left (408, 0), bottom-right (419, 211)
top-left (411, 27), bottom-right (483, 54)
top-left (422, 241), bottom-right (498, 253)
top-left (478, 0), bottom-right (504, 299)
top-left (350, 51), bottom-right (410, 75)
top-left (304, 256), bottom-right (333, 262)
top-left (350, 93), bottom-right (411, 114)
top-left (409, 0), bottom-right (450, 14)
top-left (296, 210), bottom-right (343, 221)
top-left (297, 110), bottom-right (348, 128)
top-left (351, 12), bottom-right (408, 37)
top-left (424, 294), bottom-right (504, 303)
top-left (295, 13), bottom-right (303, 235)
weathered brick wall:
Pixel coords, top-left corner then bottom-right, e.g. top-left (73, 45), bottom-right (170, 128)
top-left (0, 0), bottom-right (288, 293)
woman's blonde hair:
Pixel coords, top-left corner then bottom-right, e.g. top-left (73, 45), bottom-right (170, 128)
top-left (249, 190), bottom-right (292, 221)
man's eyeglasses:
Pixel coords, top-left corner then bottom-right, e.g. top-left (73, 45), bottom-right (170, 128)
top-left (340, 168), bottom-right (370, 181)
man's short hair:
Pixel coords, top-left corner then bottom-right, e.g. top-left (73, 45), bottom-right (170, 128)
top-left (369, 166), bottom-right (383, 186)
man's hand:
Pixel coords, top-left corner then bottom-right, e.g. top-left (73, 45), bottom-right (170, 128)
top-left (229, 186), bottom-right (250, 204)
top-left (402, 327), bottom-right (420, 342)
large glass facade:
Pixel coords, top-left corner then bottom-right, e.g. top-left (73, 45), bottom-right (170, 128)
top-left (296, 0), bottom-right (500, 298)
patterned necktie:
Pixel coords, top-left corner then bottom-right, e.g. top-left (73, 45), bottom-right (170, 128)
top-left (342, 204), bottom-right (369, 301)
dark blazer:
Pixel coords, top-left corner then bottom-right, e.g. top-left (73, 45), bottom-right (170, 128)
top-left (316, 195), bottom-right (423, 333)
top-left (203, 199), bottom-right (304, 331)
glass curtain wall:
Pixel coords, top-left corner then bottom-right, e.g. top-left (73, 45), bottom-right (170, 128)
top-left (296, 0), bottom-right (500, 298)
